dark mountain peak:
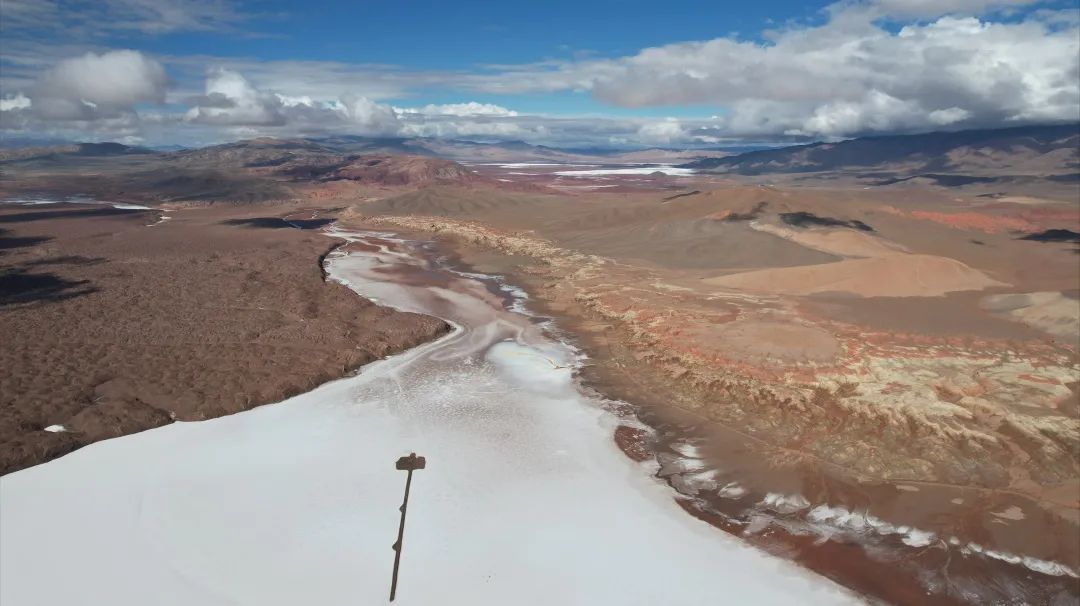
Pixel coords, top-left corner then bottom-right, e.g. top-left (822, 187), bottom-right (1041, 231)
top-left (74, 142), bottom-right (151, 156)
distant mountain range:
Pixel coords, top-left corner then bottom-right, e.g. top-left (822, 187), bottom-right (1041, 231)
top-left (680, 124), bottom-right (1079, 179)
top-left (0, 142), bottom-right (154, 162)
top-left (2, 124), bottom-right (1077, 190)
top-left (0, 135), bottom-right (737, 166)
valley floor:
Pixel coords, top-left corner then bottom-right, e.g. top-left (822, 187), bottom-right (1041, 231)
top-left (338, 179), bottom-right (1080, 604)
top-left (0, 230), bottom-right (860, 606)
top-left (2, 176), bottom-right (1077, 604)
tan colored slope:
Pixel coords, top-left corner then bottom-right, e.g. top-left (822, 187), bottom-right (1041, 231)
top-left (750, 222), bottom-right (909, 258)
top-left (704, 254), bottom-right (1007, 297)
top-left (982, 291), bottom-right (1080, 342)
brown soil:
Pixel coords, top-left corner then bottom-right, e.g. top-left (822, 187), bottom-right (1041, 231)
top-left (0, 202), bottom-right (449, 475)
top-left (703, 253), bottom-right (1005, 297)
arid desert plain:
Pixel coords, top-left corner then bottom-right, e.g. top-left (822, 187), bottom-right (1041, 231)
top-left (0, 124), bottom-right (1077, 605)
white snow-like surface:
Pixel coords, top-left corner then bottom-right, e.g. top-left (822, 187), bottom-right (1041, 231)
top-left (553, 165), bottom-right (695, 177)
top-left (470, 163), bottom-right (600, 168)
top-left (0, 231), bottom-right (861, 606)
top-left (42, 425), bottom-right (66, 433)
top-left (110, 202), bottom-right (154, 210)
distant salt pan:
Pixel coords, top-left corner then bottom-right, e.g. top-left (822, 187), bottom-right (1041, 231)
top-left (553, 165), bottom-right (695, 177)
top-left (1, 197), bottom-right (152, 211)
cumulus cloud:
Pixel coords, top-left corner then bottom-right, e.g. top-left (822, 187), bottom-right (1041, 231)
top-left (637, 118), bottom-right (685, 145)
top-left (332, 95), bottom-right (401, 133)
top-left (185, 68), bottom-right (285, 126)
top-left (396, 102), bottom-right (519, 117)
top-left (183, 68), bottom-right (402, 135)
top-left (29, 50), bottom-right (168, 120)
top-left (0, 93), bottom-right (32, 112)
top-left (2, 0), bottom-right (1075, 146)
top-left (177, 78), bottom-right (692, 146)
top-left (463, 5), bottom-right (1079, 137)
top-left (398, 117), bottom-right (526, 139)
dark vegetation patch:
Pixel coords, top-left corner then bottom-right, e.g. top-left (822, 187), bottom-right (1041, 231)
top-left (317, 243), bottom-right (344, 281)
top-left (243, 155), bottom-right (296, 168)
top-left (1018, 229), bottom-right (1080, 243)
top-left (0, 228), bottom-right (52, 251)
top-left (0, 267), bottom-right (97, 306)
top-left (723, 201), bottom-right (768, 222)
top-left (285, 218), bottom-right (334, 230)
top-left (222, 217), bottom-right (291, 229)
top-left (780, 211), bottom-right (874, 232)
top-left (0, 207), bottom-right (145, 224)
top-left (873, 174), bottom-right (1000, 187)
top-left (134, 170), bottom-right (289, 202)
top-left (1047, 173), bottom-right (1080, 183)
top-left (275, 163), bottom-right (343, 180)
top-left (222, 217), bottom-right (333, 230)
top-left (662, 190), bottom-right (700, 202)
top-left (919, 174), bottom-right (1000, 187)
top-left (24, 255), bottom-right (106, 267)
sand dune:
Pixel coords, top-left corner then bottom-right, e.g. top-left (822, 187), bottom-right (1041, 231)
top-left (750, 222), bottom-right (909, 258)
top-left (982, 291), bottom-right (1080, 342)
top-left (705, 254), bottom-right (1006, 297)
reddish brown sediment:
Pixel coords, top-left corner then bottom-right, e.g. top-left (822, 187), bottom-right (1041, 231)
top-left (613, 425), bottom-right (653, 462)
top-left (880, 206), bottom-right (1043, 233)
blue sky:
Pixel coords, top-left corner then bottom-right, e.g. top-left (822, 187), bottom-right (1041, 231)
top-left (134, 1), bottom-right (825, 67)
top-left (0, 0), bottom-right (1077, 147)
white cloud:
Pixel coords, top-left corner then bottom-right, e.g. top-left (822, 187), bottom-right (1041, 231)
top-left (333, 95), bottom-right (401, 133)
top-left (396, 102), bottom-right (519, 117)
top-left (398, 117), bottom-right (526, 139)
top-left (459, 5), bottom-right (1080, 137)
top-left (636, 118), bottom-right (685, 145)
top-left (162, 57), bottom-right (456, 106)
top-left (275, 94), bottom-right (315, 108)
top-left (928, 106), bottom-right (973, 125)
top-left (0, 93), bottom-right (32, 112)
top-left (184, 69), bottom-right (402, 134)
top-left (796, 91), bottom-right (922, 136)
top-left (27, 50), bottom-right (168, 121)
top-left (1, 0), bottom-right (1075, 146)
top-left (185, 68), bottom-right (285, 126)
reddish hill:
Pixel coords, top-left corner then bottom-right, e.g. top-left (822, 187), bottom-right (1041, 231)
top-left (328, 154), bottom-right (482, 186)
